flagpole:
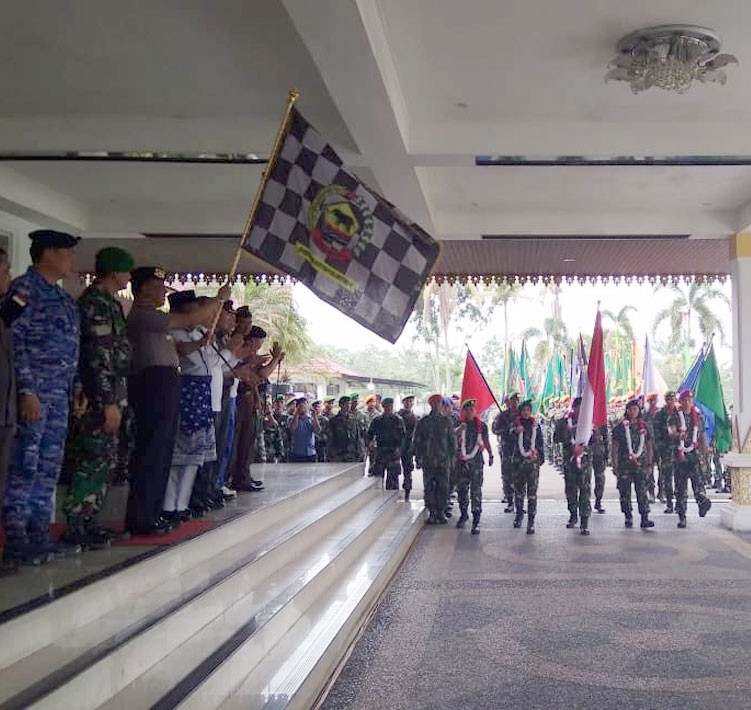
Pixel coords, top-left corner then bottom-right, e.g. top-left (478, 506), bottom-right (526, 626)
top-left (207, 88), bottom-right (300, 340)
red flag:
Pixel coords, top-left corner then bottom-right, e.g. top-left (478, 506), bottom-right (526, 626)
top-left (589, 310), bottom-right (607, 428)
top-left (461, 349), bottom-right (500, 415)
top-left (575, 309), bottom-right (607, 445)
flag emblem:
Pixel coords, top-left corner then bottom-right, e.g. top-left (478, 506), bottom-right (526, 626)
top-left (307, 184), bottom-right (373, 262)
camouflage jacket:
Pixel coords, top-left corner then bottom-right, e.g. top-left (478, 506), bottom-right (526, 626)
top-left (398, 408), bottom-right (419, 454)
top-left (413, 412), bottom-right (456, 468)
top-left (78, 284), bottom-right (130, 406)
top-left (328, 411), bottom-right (360, 462)
top-left (458, 418), bottom-right (492, 464)
top-left (612, 417), bottom-right (652, 469)
top-left (666, 407), bottom-right (705, 461)
top-left (510, 417), bottom-right (545, 464)
top-left (652, 405), bottom-right (676, 453)
top-left (367, 413), bottom-right (406, 457)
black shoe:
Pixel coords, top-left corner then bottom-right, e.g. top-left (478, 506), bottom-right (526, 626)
top-left (130, 516), bottom-right (173, 536)
top-left (503, 504), bottom-right (514, 513)
top-left (677, 517), bottom-right (687, 529)
top-left (63, 527), bottom-right (110, 550)
top-left (698, 498), bottom-right (712, 518)
top-left (250, 478), bottom-right (265, 490)
top-left (471, 514), bottom-right (480, 534)
top-left (566, 514), bottom-right (578, 529)
top-left (2, 539), bottom-right (43, 566)
top-left (640, 517), bottom-right (655, 529)
top-left (625, 516), bottom-right (633, 528)
top-left (30, 536), bottom-right (82, 561)
top-left (456, 512), bottom-right (468, 529)
top-left (594, 500), bottom-right (605, 514)
top-left (527, 523), bottom-right (535, 535)
top-left (580, 519), bottom-right (590, 535)
top-left (444, 508), bottom-right (453, 519)
top-left (513, 513), bottom-right (523, 529)
top-left (664, 504), bottom-right (674, 514)
top-left (189, 505), bottom-right (206, 519)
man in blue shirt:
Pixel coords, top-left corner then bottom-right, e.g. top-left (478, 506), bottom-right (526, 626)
top-left (288, 398), bottom-right (321, 463)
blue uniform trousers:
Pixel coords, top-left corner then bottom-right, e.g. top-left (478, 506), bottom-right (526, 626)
top-left (3, 386), bottom-right (70, 539)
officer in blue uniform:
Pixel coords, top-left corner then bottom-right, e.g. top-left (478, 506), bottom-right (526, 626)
top-left (2, 230), bottom-right (86, 564)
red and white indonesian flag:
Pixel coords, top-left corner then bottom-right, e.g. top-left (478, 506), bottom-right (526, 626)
top-left (575, 310), bottom-right (607, 446)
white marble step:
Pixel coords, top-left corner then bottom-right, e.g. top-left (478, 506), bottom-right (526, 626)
top-left (0, 463), bottom-right (362, 673)
top-left (100, 491), bottom-right (402, 710)
top-left (0, 473), bottom-right (373, 709)
top-left (210, 504), bottom-right (424, 710)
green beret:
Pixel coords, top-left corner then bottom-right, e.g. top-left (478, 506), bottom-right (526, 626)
top-left (324, 397), bottom-right (336, 404)
top-left (382, 397), bottom-right (394, 406)
top-left (95, 247), bottom-right (135, 275)
top-left (349, 392), bottom-right (360, 400)
top-left (339, 395), bottom-right (351, 405)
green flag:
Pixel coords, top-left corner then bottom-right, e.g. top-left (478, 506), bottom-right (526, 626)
top-left (519, 340), bottom-right (531, 397)
top-left (536, 359), bottom-right (555, 414)
top-left (694, 344), bottom-right (732, 452)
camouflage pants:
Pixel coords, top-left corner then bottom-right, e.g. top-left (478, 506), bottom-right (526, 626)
top-left (3, 387), bottom-right (70, 538)
top-left (63, 404), bottom-right (123, 525)
top-left (512, 460), bottom-right (539, 516)
top-left (501, 456), bottom-right (514, 501)
top-left (564, 458), bottom-right (592, 519)
top-left (657, 452), bottom-right (675, 504)
top-left (674, 456), bottom-right (709, 518)
top-left (617, 464), bottom-right (650, 518)
top-left (372, 451), bottom-right (402, 490)
top-left (400, 452), bottom-right (414, 492)
top-left (593, 456), bottom-right (606, 502)
top-left (264, 429), bottom-right (285, 463)
top-left (457, 458), bottom-right (483, 516)
top-left (423, 465), bottom-right (449, 519)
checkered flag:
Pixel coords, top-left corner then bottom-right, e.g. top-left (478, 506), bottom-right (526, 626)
top-left (243, 108), bottom-right (439, 343)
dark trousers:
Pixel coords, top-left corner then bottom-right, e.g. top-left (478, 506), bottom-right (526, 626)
top-left (230, 395), bottom-right (256, 487)
top-left (126, 367), bottom-right (179, 531)
top-left (0, 425), bottom-right (14, 518)
top-left (191, 412), bottom-right (220, 507)
top-left (289, 454), bottom-right (317, 463)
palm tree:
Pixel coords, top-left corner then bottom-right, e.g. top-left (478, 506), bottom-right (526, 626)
top-left (602, 305), bottom-right (636, 353)
top-left (652, 282), bottom-right (730, 367)
top-left (232, 280), bottom-right (313, 368)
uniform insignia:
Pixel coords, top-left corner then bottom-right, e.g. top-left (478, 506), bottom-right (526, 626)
top-left (0, 292), bottom-right (29, 326)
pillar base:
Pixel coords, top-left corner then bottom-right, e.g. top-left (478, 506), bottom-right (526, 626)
top-left (721, 503), bottom-right (751, 531)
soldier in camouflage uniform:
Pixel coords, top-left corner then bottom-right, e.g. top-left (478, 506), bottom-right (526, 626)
top-left (364, 394), bottom-right (380, 475)
top-left (554, 397), bottom-right (595, 534)
top-left (328, 395), bottom-right (360, 462)
top-left (317, 397), bottom-right (335, 463)
top-left (63, 248), bottom-right (135, 548)
top-left (350, 392), bottom-right (368, 463)
top-left (591, 424), bottom-right (609, 514)
top-left (413, 394), bottom-right (456, 524)
top-left (611, 399), bottom-right (654, 529)
top-left (642, 393), bottom-right (659, 503)
top-left (456, 399), bottom-right (493, 535)
top-left (262, 399), bottom-right (285, 463)
top-left (367, 397), bottom-right (405, 490)
top-left (3, 230), bottom-right (87, 565)
top-left (668, 390), bottom-right (712, 528)
top-left (397, 394), bottom-right (418, 501)
top-left (492, 392), bottom-right (519, 512)
top-left (510, 399), bottom-right (544, 534)
top-left (653, 390), bottom-right (677, 513)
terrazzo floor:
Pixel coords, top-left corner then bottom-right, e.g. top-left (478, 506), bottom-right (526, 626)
top-left (323, 476), bottom-right (744, 710)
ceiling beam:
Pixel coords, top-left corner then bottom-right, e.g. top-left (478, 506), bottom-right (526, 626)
top-left (281, 0), bottom-right (434, 233)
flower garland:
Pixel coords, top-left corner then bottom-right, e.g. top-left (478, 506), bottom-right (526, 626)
top-left (677, 408), bottom-right (700, 459)
top-left (516, 416), bottom-right (539, 462)
top-left (624, 417), bottom-right (646, 465)
top-left (460, 417), bottom-right (485, 461)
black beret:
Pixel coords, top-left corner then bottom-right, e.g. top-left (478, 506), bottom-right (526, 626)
top-left (131, 266), bottom-right (166, 291)
top-left (236, 306), bottom-right (252, 319)
top-left (168, 290), bottom-right (197, 310)
top-left (29, 229), bottom-right (80, 249)
top-left (249, 325), bottom-right (267, 339)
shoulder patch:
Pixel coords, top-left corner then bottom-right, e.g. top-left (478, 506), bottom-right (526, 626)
top-left (0, 293), bottom-right (29, 326)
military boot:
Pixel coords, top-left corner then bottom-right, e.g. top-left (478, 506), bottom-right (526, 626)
top-left (698, 497), bottom-right (712, 518)
top-left (513, 511), bottom-right (524, 528)
top-left (29, 527), bottom-right (82, 561)
top-left (456, 508), bottom-right (469, 529)
top-left (640, 514), bottom-right (655, 529)
top-left (580, 517), bottom-right (590, 536)
top-left (594, 499), bottom-right (605, 514)
top-left (526, 514), bottom-right (536, 535)
top-left (63, 515), bottom-right (110, 550)
top-left (624, 514), bottom-right (634, 528)
top-left (664, 500), bottom-right (675, 514)
top-left (503, 500), bottom-right (514, 513)
top-left (471, 513), bottom-right (480, 535)
top-left (566, 512), bottom-right (578, 529)
top-left (677, 515), bottom-right (687, 529)
top-left (2, 534), bottom-right (42, 567)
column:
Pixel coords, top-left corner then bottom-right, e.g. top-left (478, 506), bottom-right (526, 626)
top-left (721, 232), bottom-right (751, 529)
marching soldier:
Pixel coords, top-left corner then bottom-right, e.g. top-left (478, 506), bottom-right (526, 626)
top-left (367, 397), bottom-right (405, 490)
top-left (349, 392), bottom-right (367, 463)
top-left (414, 394), bottom-right (456, 525)
top-left (643, 393), bottom-right (659, 503)
top-left (592, 423), bottom-right (609, 514)
top-left (654, 390), bottom-right (677, 512)
top-left (668, 390), bottom-right (712, 528)
top-left (510, 399), bottom-right (544, 534)
top-left (456, 399), bottom-right (493, 534)
top-left (492, 392), bottom-right (519, 513)
top-left (63, 247), bottom-right (135, 548)
top-left (611, 399), bottom-right (654, 529)
top-left (397, 394), bottom-right (418, 501)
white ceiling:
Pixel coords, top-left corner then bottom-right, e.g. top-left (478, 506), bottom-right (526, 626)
top-left (1, 0), bottom-right (750, 273)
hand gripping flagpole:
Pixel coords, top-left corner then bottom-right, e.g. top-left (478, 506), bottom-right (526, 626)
top-left (207, 88), bottom-right (300, 341)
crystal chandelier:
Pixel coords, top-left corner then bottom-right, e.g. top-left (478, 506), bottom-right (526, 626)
top-left (606, 25), bottom-right (738, 94)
